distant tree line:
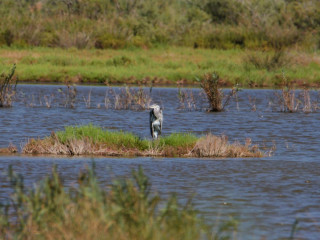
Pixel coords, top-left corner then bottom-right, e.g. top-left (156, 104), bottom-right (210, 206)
top-left (0, 0), bottom-right (319, 50)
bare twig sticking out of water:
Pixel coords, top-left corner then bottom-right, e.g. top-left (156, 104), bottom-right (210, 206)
top-left (104, 90), bottom-right (111, 109)
top-left (271, 72), bottom-right (320, 113)
top-left (58, 82), bottom-right (77, 108)
top-left (177, 82), bottom-right (197, 110)
top-left (0, 64), bottom-right (17, 107)
top-left (105, 86), bottom-right (152, 110)
top-left (83, 89), bottom-right (92, 108)
top-left (44, 94), bottom-right (54, 108)
top-left (248, 95), bottom-right (257, 112)
top-left (177, 81), bottom-right (213, 111)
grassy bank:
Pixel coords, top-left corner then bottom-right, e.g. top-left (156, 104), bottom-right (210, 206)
top-left (22, 124), bottom-right (263, 158)
top-left (0, 47), bottom-right (320, 87)
top-left (0, 165), bottom-right (238, 239)
top-left (0, 47), bottom-right (319, 88)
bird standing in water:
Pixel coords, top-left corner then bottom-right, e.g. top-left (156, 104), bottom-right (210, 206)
top-left (149, 104), bottom-right (163, 139)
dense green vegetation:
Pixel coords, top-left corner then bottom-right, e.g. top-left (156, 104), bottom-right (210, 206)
top-left (0, 0), bottom-right (319, 50)
top-left (0, 165), bottom-right (239, 239)
top-left (0, 1), bottom-right (319, 86)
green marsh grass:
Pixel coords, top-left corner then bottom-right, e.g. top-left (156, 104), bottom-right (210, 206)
top-left (23, 124), bottom-right (263, 158)
top-left (0, 47), bottom-right (319, 87)
top-left (158, 133), bottom-right (198, 148)
top-left (2, 165), bottom-right (238, 240)
top-left (56, 124), bottom-right (148, 151)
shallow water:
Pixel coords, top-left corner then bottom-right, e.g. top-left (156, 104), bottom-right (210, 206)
top-left (0, 85), bottom-right (320, 239)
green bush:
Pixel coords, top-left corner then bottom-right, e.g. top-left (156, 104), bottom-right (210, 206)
top-left (1, 29), bottom-right (14, 46)
top-left (95, 33), bottom-right (126, 49)
top-left (39, 31), bottom-right (60, 47)
top-left (0, 0), bottom-right (318, 50)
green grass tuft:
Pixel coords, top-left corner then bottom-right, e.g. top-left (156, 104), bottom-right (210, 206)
top-left (56, 124), bottom-right (149, 150)
top-left (159, 133), bottom-right (198, 148)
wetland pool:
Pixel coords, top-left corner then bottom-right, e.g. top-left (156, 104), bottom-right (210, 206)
top-left (0, 85), bottom-right (320, 239)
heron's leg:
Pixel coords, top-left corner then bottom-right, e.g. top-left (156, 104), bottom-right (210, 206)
top-left (151, 122), bottom-right (155, 139)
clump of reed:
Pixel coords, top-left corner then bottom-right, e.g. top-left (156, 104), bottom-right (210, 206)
top-left (270, 72), bottom-right (319, 113)
top-left (177, 81), bottom-right (208, 111)
top-left (198, 72), bottom-right (239, 112)
top-left (59, 82), bottom-right (77, 108)
top-left (22, 124), bottom-right (263, 158)
top-left (1, 165), bottom-right (239, 240)
top-left (105, 86), bottom-right (152, 110)
top-left (0, 64), bottom-right (17, 107)
top-left (190, 134), bottom-right (263, 158)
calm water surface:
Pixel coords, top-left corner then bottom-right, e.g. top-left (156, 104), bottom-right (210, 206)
top-left (0, 85), bottom-right (319, 239)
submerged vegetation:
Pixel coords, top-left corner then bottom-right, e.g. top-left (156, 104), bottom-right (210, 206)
top-left (22, 124), bottom-right (263, 158)
top-left (0, 165), bottom-right (238, 239)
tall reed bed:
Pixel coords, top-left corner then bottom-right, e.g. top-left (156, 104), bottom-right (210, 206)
top-left (22, 124), bottom-right (263, 158)
top-left (0, 165), bottom-right (238, 240)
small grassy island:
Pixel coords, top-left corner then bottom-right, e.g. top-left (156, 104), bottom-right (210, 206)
top-left (22, 124), bottom-right (263, 158)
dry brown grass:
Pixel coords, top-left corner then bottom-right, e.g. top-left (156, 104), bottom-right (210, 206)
top-left (0, 143), bottom-right (17, 154)
top-left (190, 134), bottom-right (263, 158)
top-left (105, 86), bottom-right (152, 110)
top-left (22, 131), bottom-right (263, 158)
top-left (271, 72), bottom-right (320, 113)
top-left (23, 132), bottom-right (145, 157)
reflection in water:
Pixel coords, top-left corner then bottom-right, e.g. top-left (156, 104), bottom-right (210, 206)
top-left (1, 85), bottom-right (320, 239)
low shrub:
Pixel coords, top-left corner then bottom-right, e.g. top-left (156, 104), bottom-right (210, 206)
top-left (244, 49), bottom-right (289, 71)
top-left (198, 72), bottom-right (238, 112)
top-left (95, 33), bottom-right (126, 49)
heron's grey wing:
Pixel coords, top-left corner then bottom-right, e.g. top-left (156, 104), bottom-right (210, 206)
top-left (153, 108), bottom-right (160, 119)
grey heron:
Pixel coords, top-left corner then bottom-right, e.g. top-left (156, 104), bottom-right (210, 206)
top-left (149, 104), bottom-right (163, 139)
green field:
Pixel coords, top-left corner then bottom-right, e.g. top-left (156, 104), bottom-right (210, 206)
top-left (0, 47), bottom-right (319, 88)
